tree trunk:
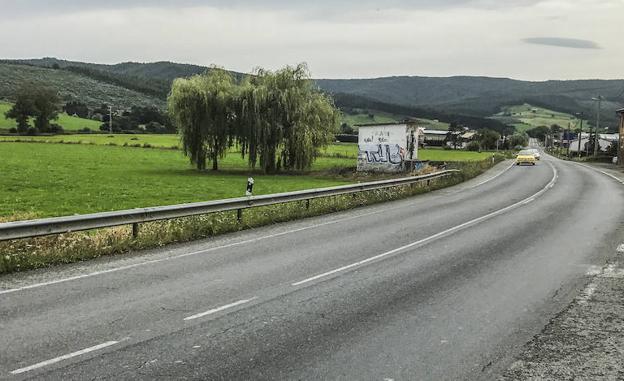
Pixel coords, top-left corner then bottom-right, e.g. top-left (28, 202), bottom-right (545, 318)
top-left (212, 152), bottom-right (219, 171)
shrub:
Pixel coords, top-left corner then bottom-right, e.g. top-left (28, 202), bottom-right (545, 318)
top-left (49, 124), bottom-right (64, 134)
top-left (466, 141), bottom-right (480, 151)
top-left (335, 134), bottom-right (358, 143)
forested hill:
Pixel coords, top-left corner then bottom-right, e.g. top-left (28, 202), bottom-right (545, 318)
top-left (2, 57), bottom-right (623, 126)
top-left (1, 58), bottom-right (243, 99)
top-left (317, 76), bottom-right (624, 121)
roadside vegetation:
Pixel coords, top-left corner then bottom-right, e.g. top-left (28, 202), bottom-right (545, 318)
top-left (0, 153), bottom-right (505, 274)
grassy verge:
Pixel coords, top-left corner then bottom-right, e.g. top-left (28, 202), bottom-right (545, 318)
top-left (0, 102), bottom-right (102, 131)
top-left (545, 147), bottom-right (614, 163)
top-left (0, 155), bottom-right (504, 274)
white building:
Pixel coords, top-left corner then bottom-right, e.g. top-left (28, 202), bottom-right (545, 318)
top-left (356, 123), bottom-right (421, 172)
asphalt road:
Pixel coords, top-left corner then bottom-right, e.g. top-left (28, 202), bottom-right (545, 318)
top-left (2, 152), bottom-right (624, 380)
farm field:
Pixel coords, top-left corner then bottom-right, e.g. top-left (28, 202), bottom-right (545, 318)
top-left (340, 111), bottom-right (450, 131)
top-left (0, 102), bottom-right (102, 131)
top-left (0, 143), bottom-right (353, 219)
top-left (0, 139), bottom-right (495, 219)
top-left (491, 103), bottom-right (589, 132)
top-left (1, 135), bottom-right (501, 162)
top-left (0, 133), bottom-right (182, 148)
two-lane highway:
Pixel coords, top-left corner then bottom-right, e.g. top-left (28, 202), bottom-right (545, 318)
top-left (2, 153), bottom-right (623, 380)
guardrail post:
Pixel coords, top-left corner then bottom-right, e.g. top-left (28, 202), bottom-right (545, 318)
top-left (305, 199), bottom-right (310, 210)
top-left (132, 223), bottom-right (139, 238)
top-left (237, 209), bottom-right (243, 223)
top-left (427, 179), bottom-right (431, 186)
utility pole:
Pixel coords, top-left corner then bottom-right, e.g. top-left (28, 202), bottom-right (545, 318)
top-left (576, 114), bottom-right (583, 158)
top-left (109, 105), bottom-right (113, 134)
top-left (592, 96), bottom-right (602, 157)
top-left (566, 122), bottom-right (570, 157)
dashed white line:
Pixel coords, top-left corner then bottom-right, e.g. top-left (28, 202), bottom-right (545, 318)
top-left (0, 163), bottom-right (513, 296)
top-left (292, 163), bottom-right (558, 286)
top-left (0, 210), bottom-right (387, 296)
top-left (10, 340), bottom-right (120, 375)
top-left (183, 298), bottom-right (256, 321)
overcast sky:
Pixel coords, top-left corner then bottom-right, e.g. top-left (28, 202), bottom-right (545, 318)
top-left (1, 0), bottom-right (622, 80)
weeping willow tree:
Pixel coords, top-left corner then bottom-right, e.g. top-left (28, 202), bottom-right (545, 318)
top-left (170, 63), bottom-right (338, 173)
top-left (168, 68), bottom-right (236, 170)
top-left (238, 64), bottom-right (338, 173)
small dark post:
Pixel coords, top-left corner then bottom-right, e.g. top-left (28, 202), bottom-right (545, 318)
top-left (427, 179), bottom-right (431, 187)
top-left (246, 177), bottom-right (254, 197)
top-left (306, 199), bottom-right (310, 210)
top-left (132, 223), bottom-right (139, 238)
top-left (237, 209), bottom-right (243, 223)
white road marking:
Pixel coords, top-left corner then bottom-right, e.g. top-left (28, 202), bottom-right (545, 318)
top-left (0, 165), bottom-right (510, 296)
top-left (292, 163), bottom-right (558, 286)
top-left (469, 161), bottom-right (515, 188)
top-left (578, 283), bottom-right (597, 304)
top-left (0, 210), bottom-right (386, 296)
top-left (574, 162), bottom-right (624, 185)
top-left (10, 340), bottom-right (119, 375)
top-left (586, 265), bottom-right (602, 276)
top-left (183, 298), bottom-right (256, 321)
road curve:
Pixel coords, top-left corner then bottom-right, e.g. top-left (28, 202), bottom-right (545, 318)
top-left (1, 154), bottom-right (624, 380)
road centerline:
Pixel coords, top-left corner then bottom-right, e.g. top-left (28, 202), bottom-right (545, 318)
top-left (183, 298), bottom-right (257, 321)
top-left (10, 340), bottom-right (121, 375)
top-left (292, 162), bottom-right (558, 287)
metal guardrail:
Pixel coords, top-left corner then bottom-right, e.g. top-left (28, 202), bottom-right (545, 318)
top-left (0, 170), bottom-right (459, 241)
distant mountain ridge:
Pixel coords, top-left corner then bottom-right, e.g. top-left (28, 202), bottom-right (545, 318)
top-left (316, 76), bottom-right (624, 121)
top-left (1, 57), bottom-right (623, 127)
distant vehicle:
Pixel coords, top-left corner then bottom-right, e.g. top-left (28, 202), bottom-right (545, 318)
top-left (528, 148), bottom-right (541, 160)
top-left (516, 150), bottom-right (536, 166)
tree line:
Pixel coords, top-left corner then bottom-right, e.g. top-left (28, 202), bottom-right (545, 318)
top-left (168, 64), bottom-right (338, 173)
top-left (4, 84), bottom-right (174, 135)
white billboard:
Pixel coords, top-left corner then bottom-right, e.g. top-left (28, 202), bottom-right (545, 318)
top-left (357, 124), bottom-right (419, 172)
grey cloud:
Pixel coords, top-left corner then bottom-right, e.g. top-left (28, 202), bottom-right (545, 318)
top-left (523, 37), bottom-right (601, 49)
top-left (4, 0), bottom-right (546, 18)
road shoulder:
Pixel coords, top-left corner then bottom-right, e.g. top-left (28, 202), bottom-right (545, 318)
top-left (501, 160), bottom-right (624, 380)
top-left (501, 259), bottom-right (624, 380)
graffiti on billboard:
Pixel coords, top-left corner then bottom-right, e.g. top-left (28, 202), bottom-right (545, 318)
top-left (357, 124), bottom-right (416, 172)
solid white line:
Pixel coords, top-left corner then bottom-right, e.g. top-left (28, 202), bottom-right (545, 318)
top-left (0, 163), bottom-right (509, 296)
top-left (575, 162), bottom-right (624, 185)
top-left (10, 340), bottom-right (119, 375)
top-left (292, 163), bottom-right (558, 286)
top-left (183, 298), bottom-right (256, 321)
top-left (469, 161), bottom-right (515, 188)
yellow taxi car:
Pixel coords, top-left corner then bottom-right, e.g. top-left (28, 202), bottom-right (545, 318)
top-left (516, 150), bottom-right (537, 166)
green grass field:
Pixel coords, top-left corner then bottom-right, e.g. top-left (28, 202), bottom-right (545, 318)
top-left (0, 143), bottom-right (354, 219)
top-left (0, 138), bottom-right (496, 219)
top-left (340, 111), bottom-right (449, 131)
top-left (491, 103), bottom-right (589, 133)
top-left (0, 102), bottom-right (102, 131)
top-left (340, 111), bottom-right (398, 127)
top-left (0, 133), bottom-right (182, 148)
